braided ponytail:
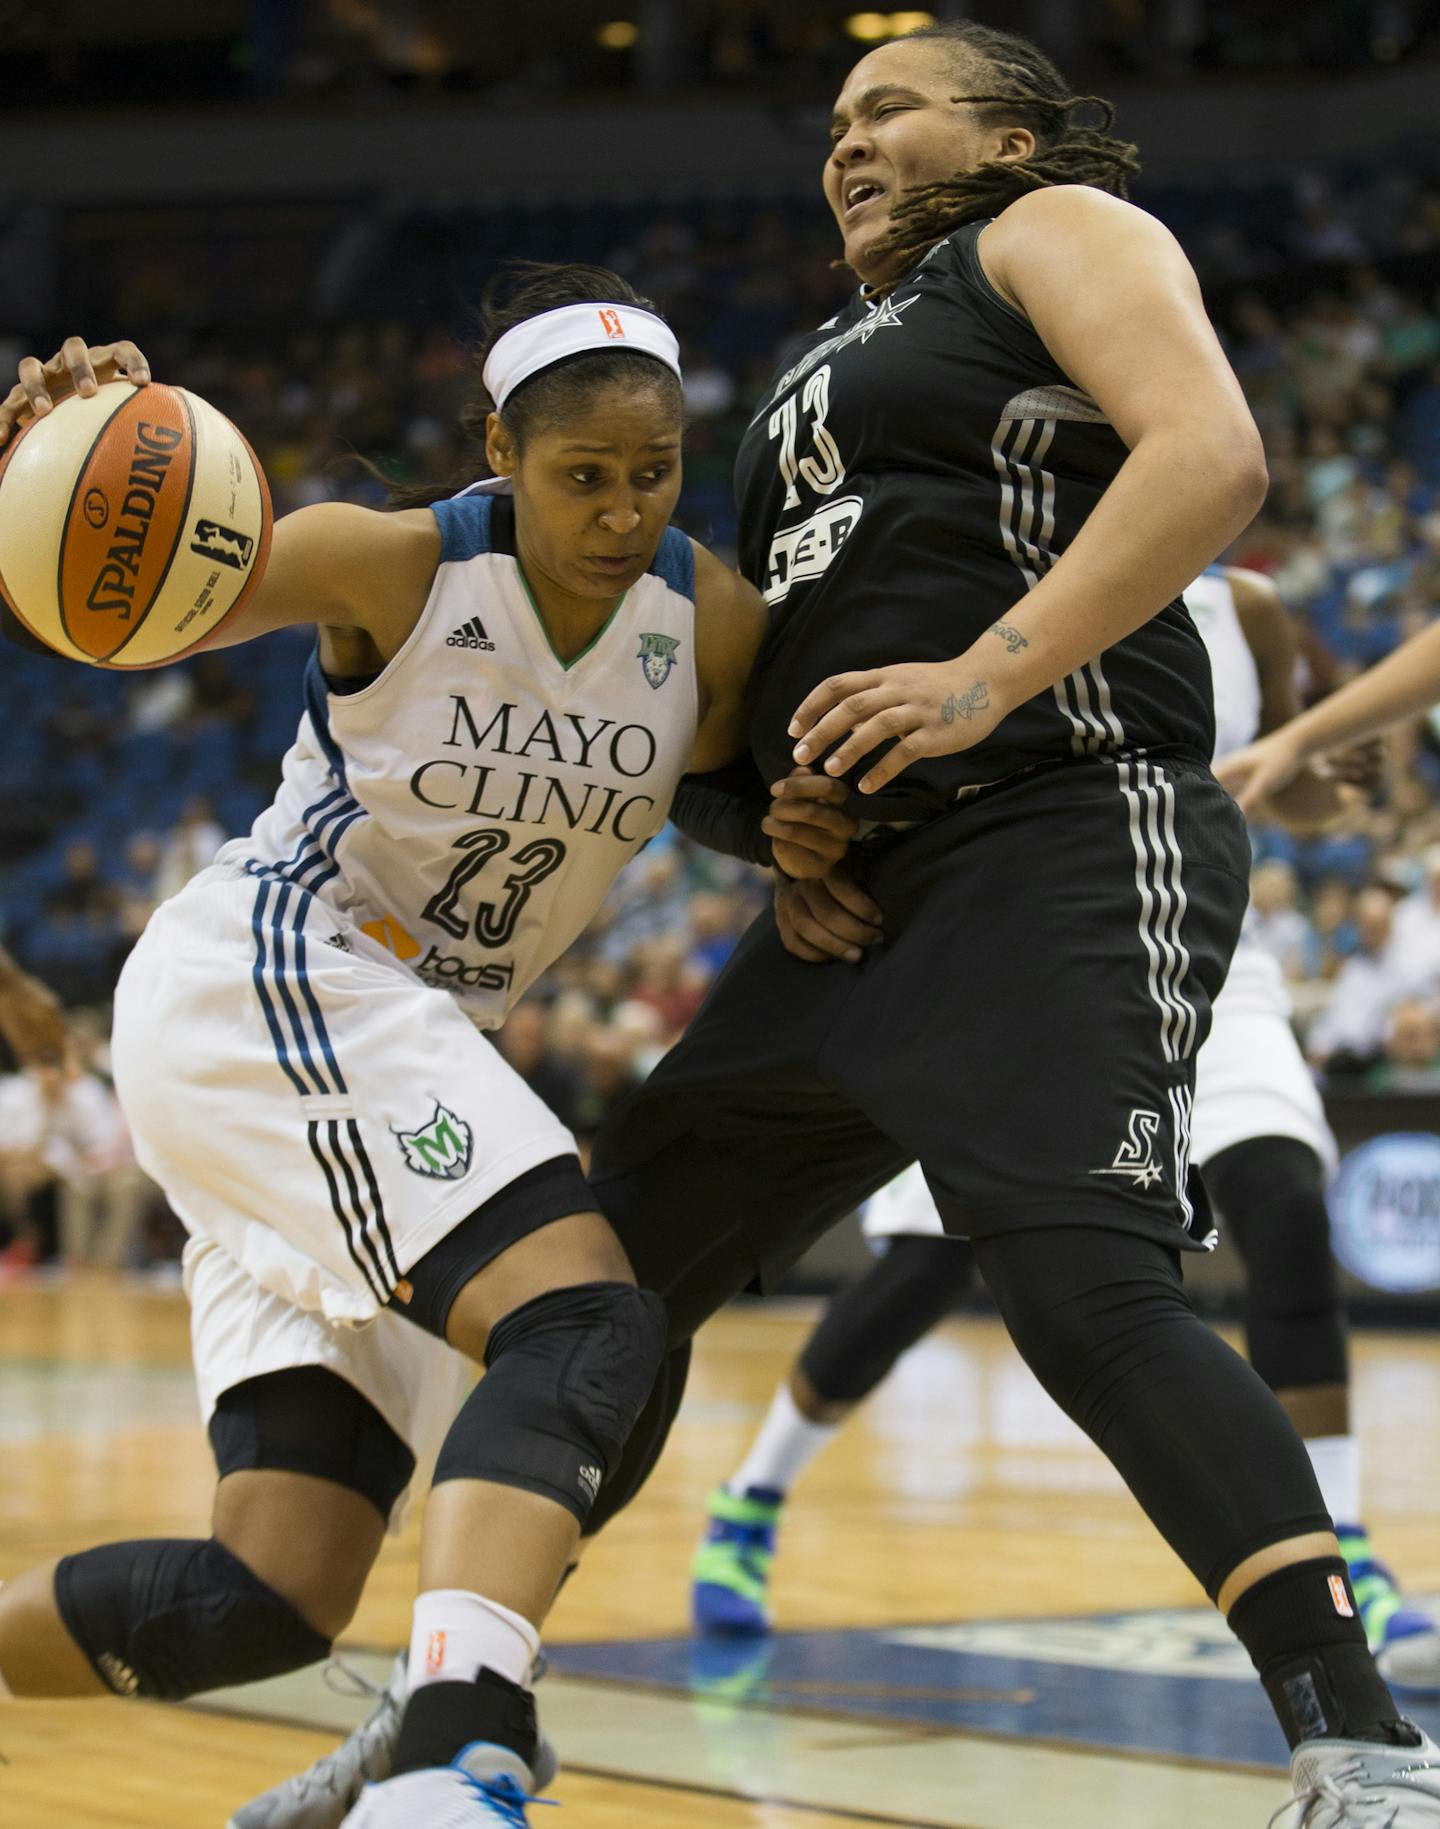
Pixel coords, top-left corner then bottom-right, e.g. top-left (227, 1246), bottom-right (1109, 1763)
top-left (864, 24), bottom-right (1142, 285)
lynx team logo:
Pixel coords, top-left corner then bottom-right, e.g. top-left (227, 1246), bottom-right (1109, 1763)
top-left (394, 1100), bottom-right (473, 1181)
top-left (637, 631), bottom-right (680, 689)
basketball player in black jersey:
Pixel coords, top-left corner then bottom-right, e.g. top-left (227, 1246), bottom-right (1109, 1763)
top-left (584, 23), bottom-right (1440, 1822)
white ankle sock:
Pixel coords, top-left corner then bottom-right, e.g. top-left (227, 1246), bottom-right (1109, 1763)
top-left (729, 1381), bottom-right (840, 1498)
top-left (1305, 1433), bottom-right (1362, 1529)
top-left (407, 1590), bottom-right (541, 1694)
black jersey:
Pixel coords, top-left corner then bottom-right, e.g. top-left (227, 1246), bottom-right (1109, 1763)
top-left (736, 220), bottom-right (1216, 817)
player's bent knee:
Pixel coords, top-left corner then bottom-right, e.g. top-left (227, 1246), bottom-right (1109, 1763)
top-left (435, 1280), bottom-right (668, 1526)
top-left (53, 1537), bottom-right (332, 1701)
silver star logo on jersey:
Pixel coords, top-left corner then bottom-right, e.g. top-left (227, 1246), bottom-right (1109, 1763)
top-left (761, 293), bottom-right (922, 416)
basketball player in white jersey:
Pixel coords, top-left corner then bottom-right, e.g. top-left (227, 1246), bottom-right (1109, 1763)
top-left (0, 272), bottom-right (860, 1829)
top-left (693, 565), bottom-right (1439, 1690)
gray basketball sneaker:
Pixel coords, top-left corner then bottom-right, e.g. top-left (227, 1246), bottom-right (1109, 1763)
top-left (227, 1657), bottom-right (559, 1829)
top-left (1269, 1728), bottom-right (1440, 1825)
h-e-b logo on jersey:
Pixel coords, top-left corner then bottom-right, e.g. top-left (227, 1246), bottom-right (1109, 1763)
top-left (638, 631), bottom-right (679, 689)
top-left (394, 1099), bottom-right (473, 1181)
top-left (189, 518), bottom-right (254, 570)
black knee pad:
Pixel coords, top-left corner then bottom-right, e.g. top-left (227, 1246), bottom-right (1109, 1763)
top-left (434, 1281), bottom-right (668, 1526)
top-left (583, 1340), bottom-right (692, 1539)
top-left (54, 1537), bottom-right (331, 1701)
top-left (1206, 1136), bottom-right (1347, 1391)
top-left (209, 1365), bottom-right (416, 1523)
top-left (800, 1234), bottom-right (973, 1405)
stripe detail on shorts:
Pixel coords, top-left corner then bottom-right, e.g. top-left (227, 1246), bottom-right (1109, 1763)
top-left (1114, 756), bottom-right (1198, 1065)
top-left (1115, 755), bottom-right (1201, 1231)
top-left (306, 1119), bottom-right (398, 1304)
top-left (246, 872), bottom-right (402, 1301)
top-left (991, 404), bottom-right (1125, 759)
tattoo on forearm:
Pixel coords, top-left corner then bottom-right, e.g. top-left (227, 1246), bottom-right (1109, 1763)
top-left (989, 621), bottom-right (1029, 653)
top-left (941, 681), bottom-right (990, 724)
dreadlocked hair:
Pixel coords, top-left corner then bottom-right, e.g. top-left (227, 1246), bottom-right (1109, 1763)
top-left (367, 262), bottom-right (682, 510)
top-left (863, 23), bottom-right (1141, 289)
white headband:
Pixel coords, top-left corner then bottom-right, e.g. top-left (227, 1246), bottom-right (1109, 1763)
top-left (482, 303), bottom-right (682, 413)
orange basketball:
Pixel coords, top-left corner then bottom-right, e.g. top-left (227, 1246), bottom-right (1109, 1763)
top-left (0, 380), bottom-right (271, 668)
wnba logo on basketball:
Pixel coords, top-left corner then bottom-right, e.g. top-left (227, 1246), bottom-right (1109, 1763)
top-left (597, 309), bottom-right (626, 339)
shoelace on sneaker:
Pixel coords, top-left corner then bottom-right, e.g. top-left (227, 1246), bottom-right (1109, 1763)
top-left (1267, 1769), bottom-right (1403, 1828)
top-left (281, 1658), bottom-right (399, 1802)
top-left (459, 1772), bottom-right (559, 1825)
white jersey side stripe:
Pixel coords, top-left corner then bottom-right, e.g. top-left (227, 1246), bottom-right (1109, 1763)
top-left (991, 411), bottom-right (1126, 757)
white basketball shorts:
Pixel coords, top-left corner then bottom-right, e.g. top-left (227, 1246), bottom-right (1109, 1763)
top-left (861, 937), bottom-right (1336, 1244)
top-left (111, 862), bottom-right (580, 1504)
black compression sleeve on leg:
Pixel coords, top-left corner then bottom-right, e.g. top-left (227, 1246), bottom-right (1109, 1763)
top-left (434, 1281), bottom-right (668, 1526)
top-left (209, 1365), bottom-right (415, 1522)
top-left (974, 1225), bottom-right (1332, 1600)
top-left (1229, 1558), bottom-right (1401, 1749)
top-left (1204, 1136), bottom-right (1348, 1392)
top-left (53, 1538), bottom-right (331, 1701)
top-left (799, 1234), bottom-right (974, 1406)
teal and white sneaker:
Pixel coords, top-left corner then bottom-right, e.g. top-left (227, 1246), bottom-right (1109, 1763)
top-left (1340, 1527), bottom-right (1440, 1693)
top-left (1269, 1725), bottom-right (1440, 1826)
top-left (339, 1741), bottom-right (555, 1827)
top-left (691, 1485), bottom-right (782, 1636)
top-left (228, 1657), bottom-right (559, 1829)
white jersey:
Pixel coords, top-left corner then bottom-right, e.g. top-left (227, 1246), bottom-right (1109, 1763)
top-left (221, 480), bottom-right (700, 1030)
top-left (1184, 567), bottom-right (1261, 764)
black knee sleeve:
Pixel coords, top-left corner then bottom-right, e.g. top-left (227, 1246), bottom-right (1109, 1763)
top-left (583, 1340), bottom-right (692, 1539)
top-left (434, 1281), bottom-right (668, 1527)
top-left (1205, 1136), bottom-right (1348, 1392)
top-left (800, 1234), bottom-right (973, 1406)
top-left (54, 1537), bottom-right (331, 1701)
top-left (975, 1226), bottom-right (1331, 1599)
top-left (209, 1366), bottom-right (416, 1522)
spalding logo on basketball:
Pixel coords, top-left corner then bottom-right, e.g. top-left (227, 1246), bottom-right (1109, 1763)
top-left (0, 380), bottom-right (271, 668)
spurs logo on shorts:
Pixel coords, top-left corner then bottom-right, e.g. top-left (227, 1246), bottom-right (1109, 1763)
top-left (1090, 1109), bottom-right (1165, 1190)
top-left (394, 1100), bottom-right (474, 1181)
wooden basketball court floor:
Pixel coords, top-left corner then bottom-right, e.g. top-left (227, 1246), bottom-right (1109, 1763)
top-left (3, 1277), bottom-right (1439, 1828)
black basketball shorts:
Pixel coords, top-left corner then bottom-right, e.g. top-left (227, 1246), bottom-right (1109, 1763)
top-left (590, 751), bottom-right (1250, 1342)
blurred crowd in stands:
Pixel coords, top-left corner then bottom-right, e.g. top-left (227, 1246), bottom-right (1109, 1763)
top-left (6, 157), bottom-right (1440, 1268)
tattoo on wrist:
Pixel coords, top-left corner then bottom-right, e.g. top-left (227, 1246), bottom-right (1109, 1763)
top-left (988, 621), bottom-right (1028, 653)
top-left (941, 681), bottom-right (990, 724)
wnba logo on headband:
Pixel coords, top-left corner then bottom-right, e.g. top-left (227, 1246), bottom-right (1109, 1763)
top-left (483, 302), bottom-right (681, 412)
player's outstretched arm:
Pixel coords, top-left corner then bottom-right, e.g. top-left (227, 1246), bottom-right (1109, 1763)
top-left (1226, 567), bottom-right (1355, 831)
top-left (0, 946), bottom-right (66, 1067)
top-left (1218, 615), bottom-right (1440, 815)
top-left (0, 334), bottom-right (440, 665)
top-left (681, 540), bottom-right (859, 880)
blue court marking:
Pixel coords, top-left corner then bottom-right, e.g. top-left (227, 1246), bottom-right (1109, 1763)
top-left (551, 1606), bottom-right (1440, 1772)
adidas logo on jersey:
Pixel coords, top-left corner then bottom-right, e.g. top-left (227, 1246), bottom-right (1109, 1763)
top-left (447, 616), bottom-right (495, 652)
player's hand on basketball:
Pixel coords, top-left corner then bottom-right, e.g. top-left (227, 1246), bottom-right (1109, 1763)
top-left (789, 661), bottom-right (1008, 794)
top-left (1214, 727), bottom-right (1307, 816)
top-left (0, 951), bottom-right (67, 1068)
top-left (0, 336), bottom-right (151, 446)
top-left (763, 769), bottom-right (861, 879)
top-left (773, 870), bottom-right (883, 965)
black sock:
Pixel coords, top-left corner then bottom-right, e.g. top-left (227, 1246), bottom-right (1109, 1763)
top-left (392, 1669), bottom-right (539, 1777)
top-left (1228, 1558), bottom-right (1409, 1750)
